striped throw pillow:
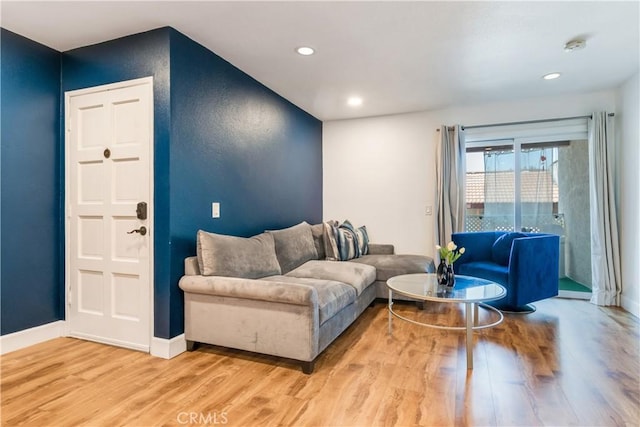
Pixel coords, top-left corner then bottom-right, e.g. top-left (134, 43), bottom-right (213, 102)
top-left (337, 220), bottom-right (359, 260)
top-left (323, 220), bottom-right (369, 261)
top-left (323, 220), bottom-right (341, 261)
top-left (355, 224), bottom-right (369, 256)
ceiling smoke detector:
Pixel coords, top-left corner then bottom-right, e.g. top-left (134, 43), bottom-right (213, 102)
top-left (564, 39), bottom-right (586, 52)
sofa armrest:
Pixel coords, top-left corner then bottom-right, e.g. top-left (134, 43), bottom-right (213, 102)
top-left (510, 234), bottom-right (560, 279)
top-left (179, 275), bottom-right (317, 307)
top-left (368, 243), bottom-right (395, 255)
top-left (184, 256), bottom-right (200, 276)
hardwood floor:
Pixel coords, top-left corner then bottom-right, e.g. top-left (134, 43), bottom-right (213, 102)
top-left (1, 298), bottom-right (638, 426)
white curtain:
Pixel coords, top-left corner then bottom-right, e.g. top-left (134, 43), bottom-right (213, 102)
top-left (435, 125), bottom-right (466, 246)
top-left (588, 112), bottom-right (621, 306)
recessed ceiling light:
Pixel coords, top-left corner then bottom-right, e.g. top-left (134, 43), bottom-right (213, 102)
top-left (296, 46), bottom-right (315, 56)
top-left (543, 72), bottom-right (561, 80)
top-left (347, 96), bottom-right (363, 107)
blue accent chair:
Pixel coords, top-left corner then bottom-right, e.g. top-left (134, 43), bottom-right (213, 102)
top-left (452, 231), bottom-right (560, 312)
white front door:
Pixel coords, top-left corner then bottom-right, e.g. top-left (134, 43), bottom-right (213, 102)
top-left (65, 78), bottom-right (153, 351)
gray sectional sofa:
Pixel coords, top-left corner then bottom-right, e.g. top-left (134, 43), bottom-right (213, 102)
top-left (179, 221), bottom-right (434, 373)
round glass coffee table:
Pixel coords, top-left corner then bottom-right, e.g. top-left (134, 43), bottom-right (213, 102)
top-left (387, 273), bottom-right (506, 369)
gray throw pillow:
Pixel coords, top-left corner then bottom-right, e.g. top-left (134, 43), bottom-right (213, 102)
top-left (269, 221), bottom-right (318, 274)
top-left (310, 223), bottom-right (326, 260)
top-left (196, 230), bottom-right (282, 278)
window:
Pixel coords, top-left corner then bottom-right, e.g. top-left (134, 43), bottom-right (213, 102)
top-left (465, 140), bottom-right (569, 233)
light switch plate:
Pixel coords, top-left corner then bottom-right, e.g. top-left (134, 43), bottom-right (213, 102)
top-left (212, 202), bottom-right (220, 218)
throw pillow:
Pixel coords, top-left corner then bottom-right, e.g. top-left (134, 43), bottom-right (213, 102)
top-left (337, 220), bottom-right (360, 261)
top-left (268, 221), bottom-right (318, 274)
top-left (323, 220), bottom-right (369, 261)
top-left (197, 230), bottom-right (282, 278)
top-left (491, 232), bottom-right (527, 266)
top-left (310, 223), bottom-right (326, 260)
top-left (323, 220), bottom-right (341, 261)
top-left (355, 224), bottom-right (369, 256)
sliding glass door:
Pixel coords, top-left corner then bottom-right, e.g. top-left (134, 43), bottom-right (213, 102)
top-left (464, 138), bottom-right (591, 285)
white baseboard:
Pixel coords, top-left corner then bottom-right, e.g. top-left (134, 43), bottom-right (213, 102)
top-left (557, 290), bottom-right (591, 300)
top-left (150, 333), bottom-right (186, 359)
top-left (1, 322), bottom-right (187, 358)
top-left (0, 321), bottom-right (66, 355)
top-left (68, 331), bottom-right (149, 353)
top-left (621, 294), bottom-right (640, 319)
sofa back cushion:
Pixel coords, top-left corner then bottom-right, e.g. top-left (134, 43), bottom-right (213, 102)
top-left (491, 232), bottom-right (527, 265)
top-left (197, 230), bottom-right (282, 278)
top-left (268, 221), bottom-right (318, 274)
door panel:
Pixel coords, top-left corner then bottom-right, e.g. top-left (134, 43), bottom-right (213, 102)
top-left (67, 79), bottom-right (153, 351)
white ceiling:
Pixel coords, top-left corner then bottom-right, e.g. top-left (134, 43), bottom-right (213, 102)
top-left (2, 1), bottom-right (639, 121)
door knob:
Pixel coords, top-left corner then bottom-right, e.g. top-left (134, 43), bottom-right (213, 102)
top-left (127, 226), bottom-right (147, 236)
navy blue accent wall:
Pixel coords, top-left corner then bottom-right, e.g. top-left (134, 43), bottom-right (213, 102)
top-left (168, 30), bottom-right (322, 337)
top-left (61, 28), bottom-right (174, 338)
top-left (2, 26), bottom-right (322, 339)
top-left (1, 29), bottom-right (62, 334)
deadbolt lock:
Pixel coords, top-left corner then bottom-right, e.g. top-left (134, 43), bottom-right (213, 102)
top-left (136, 202), bottom-right (148, 220)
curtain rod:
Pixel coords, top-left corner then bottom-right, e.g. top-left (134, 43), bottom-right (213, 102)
top-left (461, 113), bottom-right (615, 131)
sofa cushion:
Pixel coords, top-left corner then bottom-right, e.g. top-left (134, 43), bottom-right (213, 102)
top-left (492, 232), bottom-right (527, 265)
top-left (179, 275), bottom-right (314, 306)
top-left (457, 261), bottom-right (509, 286)
top-left (286, 260), bottom-right (376, 295)
top-left (268, 222), bottom-right (318, 274)
top-left (197, 230), bottom-right (281, 278)
top-left (349, 254), bottom-right (435, 282)
top-left (263, 276), bottom-right (356, 325)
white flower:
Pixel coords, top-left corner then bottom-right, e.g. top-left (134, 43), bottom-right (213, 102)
top-left (436, 241), bottom-right (466, 264)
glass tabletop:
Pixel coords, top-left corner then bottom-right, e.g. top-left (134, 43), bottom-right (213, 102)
top-left (386, 273), bottom-right (506, 303)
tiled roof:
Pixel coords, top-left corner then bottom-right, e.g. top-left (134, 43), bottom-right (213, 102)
top-left (466, 171), bottom-right (558, 204)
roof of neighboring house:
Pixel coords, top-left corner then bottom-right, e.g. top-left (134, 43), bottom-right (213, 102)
top-left (466, 170), bottom-right (559, 204)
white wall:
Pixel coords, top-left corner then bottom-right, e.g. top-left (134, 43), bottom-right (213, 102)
top-left (323, 111), bottom-right (436, 255)
top-left (324, 89), bottom-right (616, 258)
top-left (616, 72), bottom-right (640, 317)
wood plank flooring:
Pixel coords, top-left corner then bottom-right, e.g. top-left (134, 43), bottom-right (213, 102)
top-left (1, 298), bottom-right (638, 426)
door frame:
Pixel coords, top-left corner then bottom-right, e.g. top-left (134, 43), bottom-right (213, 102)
top-left (64, 76), bottom-right (154, 351)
